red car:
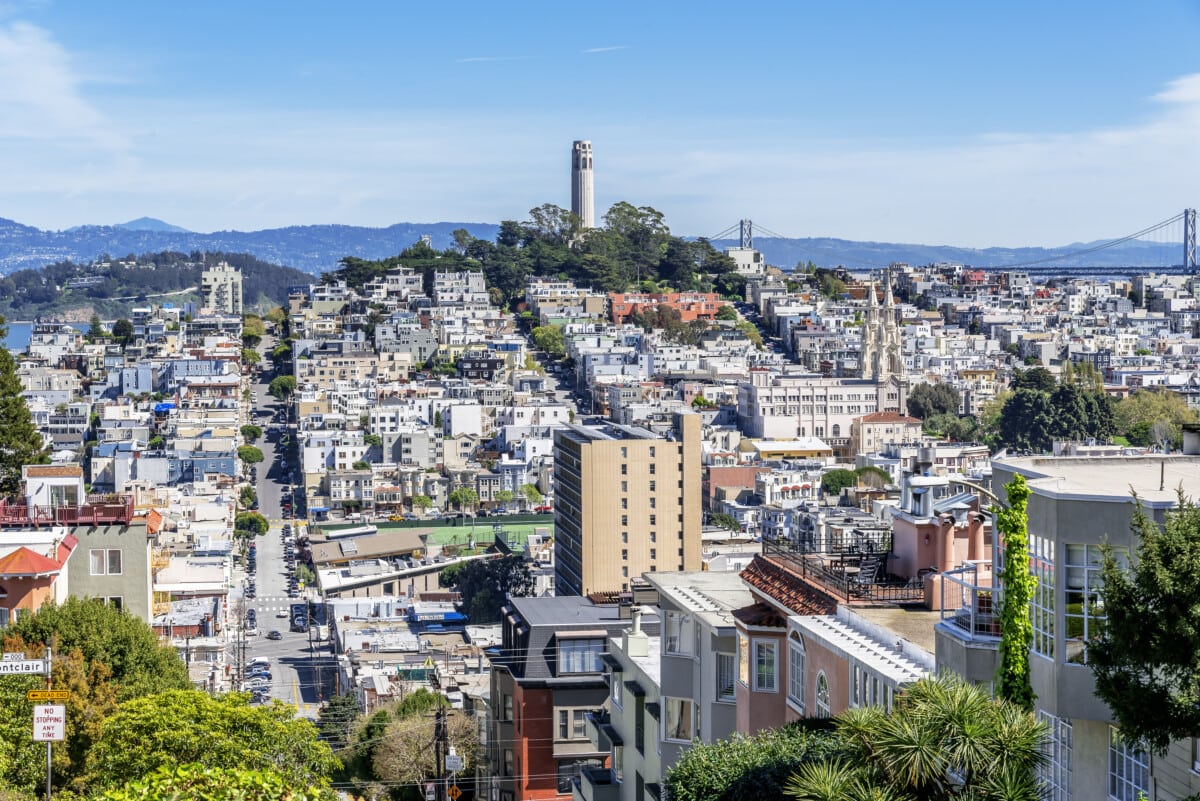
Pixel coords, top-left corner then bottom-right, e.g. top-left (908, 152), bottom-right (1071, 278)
top-left (534, 505), bottom-right (553, 513)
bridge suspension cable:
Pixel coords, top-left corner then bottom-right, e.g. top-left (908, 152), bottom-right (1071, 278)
top-left (978, 212), bottom-right (1187, 270)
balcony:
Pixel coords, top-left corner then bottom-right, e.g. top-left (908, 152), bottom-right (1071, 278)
top-left (574, 768), bottom-right (619, 801)
top-left (937, 561), bottom-right (1000, 641)
top-left (0, 496), bottom-right (136, 528)
top-left (763, 529), bottom-right (927, 603)
top-left (584, 709), bottom-right (622, 752)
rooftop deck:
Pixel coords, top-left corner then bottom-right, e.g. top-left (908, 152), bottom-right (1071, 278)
top-left (763, 528), bottom-right (928, 604)
top-left (0, 496), bottom-right (136, 528)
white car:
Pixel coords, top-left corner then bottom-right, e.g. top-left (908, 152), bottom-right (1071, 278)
top-left (275, 610), bottom-right (289, 618)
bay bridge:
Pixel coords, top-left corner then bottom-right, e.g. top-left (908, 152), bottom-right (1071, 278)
top-left (709, 209), bottom-right (1198, 277)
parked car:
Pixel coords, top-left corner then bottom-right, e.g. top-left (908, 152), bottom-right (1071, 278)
top-left (275, 610), bottom-right (289, 618)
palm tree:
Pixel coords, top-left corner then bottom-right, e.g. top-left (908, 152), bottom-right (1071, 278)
top-left (787, 675), bottom-right (1046, 801)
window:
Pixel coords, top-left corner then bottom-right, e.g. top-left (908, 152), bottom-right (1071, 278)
top-left (717, 652), bottom-right (736, 702)
top-left (621, 447), bottom-right (627, 458)
top-left (1038, 711), bottom-right (1072, 801)
top-left (622, 498), bottom-right (628, 509)
top-left (664, 697), bottom-right (694, 741)
top-left (559, 709), bottom-right (587, 740)
top-left (611, 673), bottom-right (623, 707)
top-left (1030, 534), bottom-right (1055, 658)
top-left (1065, 544), bottom-right (1127, 664)
top-left (664, 611), bottom-right (693, 655)
top-left (621, 515), bottom-right (628, 526)
top-left (106, 596), bottom-right (123, 611)
top-left (649, 480), bottom-right (656, 492)
top-left (649, 446), bottom-right (655, 458)
top-left (753, 640), bottom-right (777, 692)
top-left (90, 549), bottom-right (122, 576)
top-left (649, 497), bottom-right (656, 508)
top-left (815, 671), bottom-right (830, 717)
top-left (558, 638), bottom-right (604, 674)
top-left (649, 514), bottom-right (657, 526)
top-left (788, 636), bottom-right (805, 711)
top-left (650, 531), bottom-right (656, 542)
top-left (649, 464), bottom-right (655, 474)
top-left (503, 749), bottom-right (514, 777)
top-left (501, 694), bottom-right (513, 721)
top-left (622, 532), bottom-right (628, 543)
top-left (1108, 727), bottom-right (1148, 801)
top-left (621, 463), bottom-right (628, 475)
top-left (738, 632), bottom-right (750, 686)
top-left (622, 549), bottom-right (628, 561)
top-left (621, 481), bottom-right (628, 492)
top-left (650, 549), bottom-right (656, 560)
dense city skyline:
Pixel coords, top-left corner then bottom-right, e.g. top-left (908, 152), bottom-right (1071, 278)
top-left (1, 1), bottom-right (1198, 247)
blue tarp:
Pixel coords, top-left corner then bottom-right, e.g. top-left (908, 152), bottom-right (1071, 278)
top-left (154, 402), bottom-right (176, 413)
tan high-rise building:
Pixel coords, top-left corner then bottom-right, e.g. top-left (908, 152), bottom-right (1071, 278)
top-left (570, 140), bottom-right (595, 229)
top-left (553, 412), bottom-right (702, 596)
top-left (200, 261), bottom-right (243, 316)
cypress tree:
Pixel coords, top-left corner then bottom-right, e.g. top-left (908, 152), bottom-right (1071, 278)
top-left (0, 317), bottom-right (49, 497)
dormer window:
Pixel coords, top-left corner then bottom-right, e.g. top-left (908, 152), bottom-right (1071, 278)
top-left (558, 635), bottom-right (604, 674)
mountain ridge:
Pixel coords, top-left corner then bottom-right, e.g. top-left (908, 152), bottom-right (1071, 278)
top-left (0, 216), bottom-right (1182, 275)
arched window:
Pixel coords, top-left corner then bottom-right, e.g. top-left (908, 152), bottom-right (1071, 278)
top-left (815, 671), bottom-right (830, 717)
top-left (832, 424), bottom-right (841, 438)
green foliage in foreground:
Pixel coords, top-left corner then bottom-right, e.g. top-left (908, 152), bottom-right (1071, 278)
top-left (86, 691), bottom-right (339, 793)
top-left (665, 723), bottom-right (841, 801)
top-left (96, 763), bottom-right (336, 801)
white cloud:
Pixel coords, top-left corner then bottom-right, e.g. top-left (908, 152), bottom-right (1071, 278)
top-left (0, 20), bottom-right (124, 149)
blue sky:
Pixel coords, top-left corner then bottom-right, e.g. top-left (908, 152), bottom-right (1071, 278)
top-left (1, 0), bottom-right (1199, 247)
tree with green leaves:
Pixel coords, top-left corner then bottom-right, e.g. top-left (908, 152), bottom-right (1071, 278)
top-left (110, 318), bottom-right (133, 345)
top-left (519, 483), bottom-right (542, 507)
top-left (666, 724), bottom-right (841, 801)
top-left (997, 388), bottom-right (1056, 452)
top-left (241, 347), bottom-right (261, 365)
top-left (1114, 389), bottom-right (1197, 450)
top-left (242, 315), bottom-right (265, 347)
top-left (820, 468), bottom-right (858, 496)
top-left (240, 424), bottom-right (262, 443)
top-left (448, 486), bottom-right (478, 512)
top-left (906, 382), bottom-right (961, 419)
top-left (268, 375), bottom-right (296, 402)
top-left (89, 313), bottom-right (105, 342)
top-left (97, 763), bottom-right (336, 801)
top-left (0, 318), bottom-right (49, 497)
top-left (715, 304), bottom-right (739, 321)
top-left (2, 597), bottom-right (189, 701)
top-left (1010, 366), bottom-right (1057, 393)
top-left (85, 690), bottom-right (338, 793)
top-left (709, 511), bottom-right (742, 531)
top-left (410, 494), bottom-right (432, 514)
top-left (494, 489), bottom-right (516, 511)
top-left (531, 324), bottom-right (565, 358)
top-left (995, 474), bottom-right (1036, 711)
top-left (235, 511), bottom-right (269, 537)
top-left (238, 445), bottom-right (264, 465)
top-left (785, 675), bottom-right (1046, 801)
top-left (240, 485), bottom-right (257, 508)
top-left (316, 693), bottom-right (361, 752)
top-left (440, 555), bottom-right (535, 623)
top-left (1091, 493), bottom-right (1200, 754)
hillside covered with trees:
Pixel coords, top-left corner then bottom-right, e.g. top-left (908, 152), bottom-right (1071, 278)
top-left (0, 250), bottom-right (312, 319)
top-left (322, 201), bottom-right (747, 307)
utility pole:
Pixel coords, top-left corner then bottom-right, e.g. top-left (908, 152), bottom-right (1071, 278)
top-left (434, 706), bottom-right (448, 801)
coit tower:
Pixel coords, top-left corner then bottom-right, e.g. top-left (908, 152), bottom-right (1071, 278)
top-left (571, 140), bottom-right (595, 229)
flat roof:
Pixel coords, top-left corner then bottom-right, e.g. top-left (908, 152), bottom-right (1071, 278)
top-left (642, 571), bottom-right (753, 629)
top-left (509, 595), bottom-right (624, 627)
top-left (792, 614), bottom-right (931, 685)
top-left (993, 455), bottom-right (1200, 507)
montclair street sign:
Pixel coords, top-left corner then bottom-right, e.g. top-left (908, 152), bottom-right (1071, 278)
top-left (0, 652), bottom-right (48, 675)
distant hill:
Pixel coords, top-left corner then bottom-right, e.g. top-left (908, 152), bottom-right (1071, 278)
top-left (114, 217), bottom-right (192, 233)
top-left (711, 236), bottom-right (1184, 272)
top-left (0, 214), bottom-right (1182, 276)
top-left (0, 218), bottom-right (501, 275)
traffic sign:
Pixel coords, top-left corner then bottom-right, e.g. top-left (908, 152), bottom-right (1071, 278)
top-left (27, 690), bottom-right (70, 701)
top-left (32, 705), bottom-right (65, 742)
top-left (425, 783), bottom-right (435, 801)
top-left (445, 754), bottom-right (464, 773)
top-left (447, 785), bottom-right (462, 800)
top-left (0, 659), bottom-right (47, 675)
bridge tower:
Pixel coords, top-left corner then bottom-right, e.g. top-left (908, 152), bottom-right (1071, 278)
top-left (739, 219), bottom-right (753, 249)
top-left (1185, 208), bottom-right (1197, 273)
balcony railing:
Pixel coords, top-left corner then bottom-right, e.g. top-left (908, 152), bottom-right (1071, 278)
top-left (763, 536), bottom-right (927, 603)
top-left (938, 561), bottom-right (1000, 639)
top-left (574, 768), bottom-right (619, 801)
top-left (0, 496), bottom-right (136, 528)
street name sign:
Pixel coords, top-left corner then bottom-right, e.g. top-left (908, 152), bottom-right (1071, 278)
top-left (0, 659), bottom-right (47, 675)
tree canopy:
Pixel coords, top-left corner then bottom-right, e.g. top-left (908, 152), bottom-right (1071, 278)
top-left (0, 317), bottom-right (49, 496)
top-left (785, 675), bottom-right (1046, 801)
top-left (97, 763), bottom-right (336, 801)
top-left (906, 383), bottom-right (961, 419)
top-left (85, 690), bottom-right (338, 792)
top-left (238, 445), bottom-right (265, 464)
top-left (1091, 494), bottom-right (1200, 754)
top-left (268, 375), bottom-right (296, 401)
top-left (440, 555), bottom-right (535, 624)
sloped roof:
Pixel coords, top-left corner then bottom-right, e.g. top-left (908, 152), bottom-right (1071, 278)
top-left (739, 555), bottom-right (837, 617)
top-left (0, 547), bottom-right (62, 578)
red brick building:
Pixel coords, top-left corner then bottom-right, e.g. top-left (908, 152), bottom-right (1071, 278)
top-left (608, 292), bottom-right (724, 324)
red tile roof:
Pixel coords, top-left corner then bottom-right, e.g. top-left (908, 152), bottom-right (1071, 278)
top-left (732, 602), bottom-right (787, 628)
top-left (856, 411), bottom-right (921, 424)
top-left (0, 547), bottom-right (62, 578)
top-left (739, 555), bottom-right (837, 616)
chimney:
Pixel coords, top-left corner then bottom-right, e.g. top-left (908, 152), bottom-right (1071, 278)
top-left (623, 607), bottom-right (649, 658)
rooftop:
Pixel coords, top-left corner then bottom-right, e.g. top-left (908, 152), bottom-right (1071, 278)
top-left (508, 594), bottom-right (625, 628)
top-left (994, 454), bottom-right (1200, 506)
